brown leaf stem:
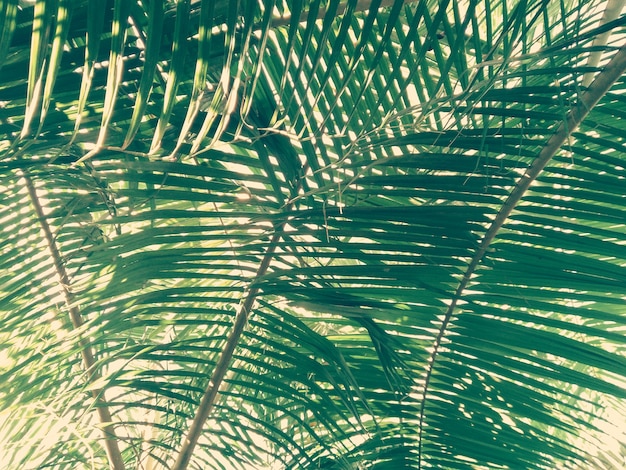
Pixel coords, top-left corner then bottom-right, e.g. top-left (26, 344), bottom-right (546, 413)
top-left (416, 42), bottom-right (626, 467)
top-left (170, 227), bottom-right (284, 470)
top-left (23, 172), bottom-right (125, 470)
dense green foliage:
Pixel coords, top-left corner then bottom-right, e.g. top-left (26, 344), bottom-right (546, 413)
top-left (1, 0), bottom-right (626, 468)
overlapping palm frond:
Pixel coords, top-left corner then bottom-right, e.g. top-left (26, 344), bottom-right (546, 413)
top-left (1, 0), bottom-right (626, 469)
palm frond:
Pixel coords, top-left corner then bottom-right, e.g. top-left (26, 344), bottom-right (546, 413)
top-left (1, 1), bottom-right (626, 469)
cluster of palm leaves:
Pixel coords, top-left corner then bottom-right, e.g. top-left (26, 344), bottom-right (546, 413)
top-left (1, 0), bottom-right (626, 468)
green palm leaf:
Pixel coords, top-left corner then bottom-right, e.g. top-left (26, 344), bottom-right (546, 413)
top-left (2, 1), bottom-right (626, 469)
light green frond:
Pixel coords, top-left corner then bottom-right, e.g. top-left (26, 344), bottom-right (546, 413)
top-left (2, 1), bottom-right (626, 469)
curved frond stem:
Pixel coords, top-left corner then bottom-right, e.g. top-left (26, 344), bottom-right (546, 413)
top-left (171, 225), bottom-right (287, 470)
top-left (416, 42), bottom-right (626, 468)
top-left (21, 171), bottom-right (125, 470)
top-left (582, 0), bottom-right (625, 87)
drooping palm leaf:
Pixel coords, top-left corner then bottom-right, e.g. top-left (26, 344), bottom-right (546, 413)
top-left (1, 1), bottom-right (626, 469)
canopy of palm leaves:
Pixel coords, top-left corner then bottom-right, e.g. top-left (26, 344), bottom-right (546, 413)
top-left (1, 0), bottom-right (626, 468)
